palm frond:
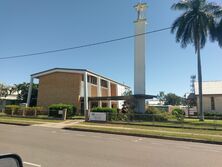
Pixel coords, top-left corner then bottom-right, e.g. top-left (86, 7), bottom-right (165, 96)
top-left (171, 1), bottom-right (191, 11)
top-left (217, 20), bottom-right (222, 47)
top-left (171, 0), bottom-right (222, 50)
top-left (203, 2), bottom-right (222, 18)
top-left (214, 9), bottom-right (222, 18)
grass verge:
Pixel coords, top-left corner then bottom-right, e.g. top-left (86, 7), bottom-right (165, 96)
top-left (0, 116), bottom-right (63, 126)
top-left (65, 122), bottom-right (222, 144)
top-left (109, 118), bottom-right (222, 130)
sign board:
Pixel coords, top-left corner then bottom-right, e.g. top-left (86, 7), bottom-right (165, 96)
top-left (89, 112), bottom-right (106, 122)
top-left (58, 110), bottom-right (63, 115)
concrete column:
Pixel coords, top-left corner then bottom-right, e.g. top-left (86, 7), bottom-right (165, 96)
top-left (84, 72), bottom-right (89, 120)
top-left (108, 81), bottom-right (112, 108)
top-left (116, 85), bottom-right (120, 109)
top-left (26, 77), bottom-right (34, 107)
top-left (97, 77), bottom-right (102, 107)
top-left (134, 3), bottom-right (147, 113)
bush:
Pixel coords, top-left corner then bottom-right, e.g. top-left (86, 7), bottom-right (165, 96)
top-left (172, 108), bottom-right (185, 121)
top-left (204, 112), bottom-right (222, 119)
top-left (48, 104), bottom-right (76, 118)
top-left (91, 107), bottom-right (117, 113)
top-left (4, 105), bottom-right (45, 116)
top-left (34, 107), bottom-right (46, 115)
top-left (145, 106), bottom-right (169, 122)
top-left (22, 107), bottom-right (44, 116)
top-left (4, 105), bottom-right (20, 115)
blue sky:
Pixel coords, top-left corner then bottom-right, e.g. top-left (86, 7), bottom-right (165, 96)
top-left (0, 0), bottom-right (221, 96)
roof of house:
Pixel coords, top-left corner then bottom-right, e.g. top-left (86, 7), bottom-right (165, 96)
top-left (0, 92), bottom-right (18, 100)
top-left (31, 68), bottom-right (130, 88)
top-left (194, 81), bottom-right (222, 95)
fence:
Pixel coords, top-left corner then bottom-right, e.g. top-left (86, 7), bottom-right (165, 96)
top-left (106, 113), bottom-right (222, 130)
top-left (0, 108), bottom-right (75, 120)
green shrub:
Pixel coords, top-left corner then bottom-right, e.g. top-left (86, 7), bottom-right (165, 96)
top-left (172, 108), bottom-right (185, 121)
top-left (91, 107), bottom-right (117, 113)
top-left (4, 106), bottom-right (45, 116)
top-left (4, 105), bottom-right (20, 115)
top-left (48, 104), bottom-right (76, 118)
top-left (20, 107), bottom-right (40, 116)
top-left (204, 112), bottom-right (222, 119)
top-left (146, 106), bottom-right (169, 121)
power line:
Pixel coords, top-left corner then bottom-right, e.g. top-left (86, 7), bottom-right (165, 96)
top-left (0, 27), bottom-right (171, 60)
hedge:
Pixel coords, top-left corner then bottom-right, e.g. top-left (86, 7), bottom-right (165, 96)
top-left (91, 107), bottom-right (117, 113)
top-left (48, 103), bottom-right (76, 118)
top-left (4, 105), bottom-right (20, 115)
top-left (204, 112), bottom-right (222, 119)
top-left (4, 105), bottom-right (45, 116)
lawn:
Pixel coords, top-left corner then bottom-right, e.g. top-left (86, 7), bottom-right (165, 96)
top-left (110, 118), bottom-right (222, 130)
top-left (0, 116), bottom-right (63, 125)
top-left (66, 121), bottom-right (222, 144)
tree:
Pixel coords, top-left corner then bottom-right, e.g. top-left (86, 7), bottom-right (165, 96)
top-left (216, 19), bottom-right (222, 46)
top-left (122, 88), bottom-right (132, 96)
top-left (15, 82), bottom-right (38, 106)
top-left (0, 83), bottom-right (15, 107)
top-left (157, 91), bottom-right (165, 104)
top-left (171, 0), bottom-right (222, 121)
top-left (0, 84), bottom-right (10, 98)
top-left (121, 88), bottom-right (137, 113)
top-left (0, 84), bottom-right (15, 98)
top-left (164, 93), bottom-right (182, 106)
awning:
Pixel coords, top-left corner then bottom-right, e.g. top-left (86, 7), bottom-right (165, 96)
top-left (80, 94), bottom-right (156, 101)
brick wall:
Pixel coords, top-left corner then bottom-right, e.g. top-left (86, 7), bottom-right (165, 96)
top-left (101, 87), bottom-right (108, 96)
top-left (37, 72), bottom-right (81, 110)
top-left (91, 85), bottom-right (98, 97)
top-left (111, 83), bottom-right (117, 96)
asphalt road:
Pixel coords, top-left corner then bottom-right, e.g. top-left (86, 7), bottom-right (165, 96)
top-left (0, 124), bottom-right (222, 167)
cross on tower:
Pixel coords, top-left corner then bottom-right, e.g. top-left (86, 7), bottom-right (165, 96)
top-left (134, 3), bottom-right (148, 21)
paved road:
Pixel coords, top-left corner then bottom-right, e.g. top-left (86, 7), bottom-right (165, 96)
top-left (0, 124), bottom-right (222, 167)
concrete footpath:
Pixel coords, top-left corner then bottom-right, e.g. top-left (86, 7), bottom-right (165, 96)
top-left (32, 120), bottom-right (83, 128)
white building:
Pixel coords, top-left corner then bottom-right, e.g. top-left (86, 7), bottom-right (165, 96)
top-left (195, 81), bottom-right (222, 113)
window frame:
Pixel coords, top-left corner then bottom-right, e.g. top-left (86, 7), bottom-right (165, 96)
top-left (211, 96), bottom-right (215, 111)
top-left (101, 79), bottom-right (108, 88)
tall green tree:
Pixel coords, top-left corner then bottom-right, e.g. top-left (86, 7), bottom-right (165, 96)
top-left (0, 84), bottom-right (10, 99)
top-left (0, 84), bottom-right (15, 98)
top-left (15, 82), bottom-right (38, 106)
top-left (164, 93), bottom-right (182, 106)
top-left (0, 83), bottom-right (15, 108)
top-left (171, 0), bottom-right (222, 121)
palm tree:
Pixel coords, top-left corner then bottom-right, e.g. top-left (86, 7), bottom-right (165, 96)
top-left (216, 19), bottom-right (222, 46)
top-left (171, 0), bottom-right (222, 121)
top-left (215, 6), bottom-right (222, 46)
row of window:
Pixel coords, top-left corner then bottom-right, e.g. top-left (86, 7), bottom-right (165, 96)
top-left (82, 75), bottom-right (108, 88)
top-left (91, 102), bottom-right (115, 108)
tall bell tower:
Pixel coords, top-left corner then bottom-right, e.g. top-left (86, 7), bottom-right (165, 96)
top-left (134, 2), bottom-right (147, 113)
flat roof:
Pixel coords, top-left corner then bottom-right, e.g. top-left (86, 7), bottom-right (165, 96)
top-left (31, 68), bottom-right (130, 88)
top-left (80, 94), bottom-right (156, 101)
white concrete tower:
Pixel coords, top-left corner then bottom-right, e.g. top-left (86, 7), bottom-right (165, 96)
top-left (134, 2), bottom-right (147, 113)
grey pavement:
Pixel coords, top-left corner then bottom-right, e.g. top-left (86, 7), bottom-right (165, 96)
top-left (0, 124), bottom-right (222, 167)
top-left (32, 120), bottom-right (83, 128)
